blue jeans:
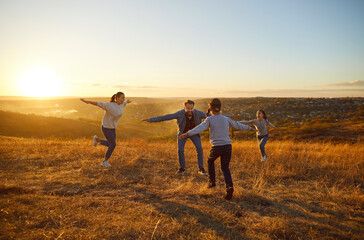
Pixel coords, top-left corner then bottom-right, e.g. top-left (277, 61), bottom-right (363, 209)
top-left (207, 144), bottom-right (233, 188)
top-left (257, 134), bottom-right (269, 157)
top-left (100, 126), bottom-right (116, 159)
top-left (177, 134), bottom-right (204, 169)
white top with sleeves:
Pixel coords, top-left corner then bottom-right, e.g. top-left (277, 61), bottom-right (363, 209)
top-left (240, 119), bottom-right (275, 136)
top-left (97, 101), bottom-right (127, 129)
top-left (186, 115), bottom-right (254, 146)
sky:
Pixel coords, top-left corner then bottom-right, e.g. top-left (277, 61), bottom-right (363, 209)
top-left (0, 0), bottom-right (363, 98)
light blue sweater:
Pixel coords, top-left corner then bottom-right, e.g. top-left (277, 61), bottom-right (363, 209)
top-left (239, 119), bottom-right (275, 136)
top-left (187, 115), bottom-right (255, 146)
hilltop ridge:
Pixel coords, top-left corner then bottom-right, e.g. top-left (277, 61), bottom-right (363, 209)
top-left (0, 97), bottom-right (363, 142)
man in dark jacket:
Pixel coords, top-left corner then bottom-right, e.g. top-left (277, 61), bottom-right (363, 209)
top-left (143, 100), bottom-right (207, 175)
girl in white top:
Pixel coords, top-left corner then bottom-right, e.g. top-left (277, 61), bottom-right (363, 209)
top-left (80, 92), bottom-right (131, 167)
top-left (239, 109), bottom-right (276, 162)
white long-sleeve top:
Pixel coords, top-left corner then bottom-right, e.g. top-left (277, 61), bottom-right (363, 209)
top-left (239, 119), bottom-right (275, 136)
top-left (97, 101), bottom-right (128, 129)
top-left (187, 115), bottom-right (255, 146)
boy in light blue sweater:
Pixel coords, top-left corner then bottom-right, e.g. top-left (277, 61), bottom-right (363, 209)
top-left (180, 98), bottom-right (256, 200)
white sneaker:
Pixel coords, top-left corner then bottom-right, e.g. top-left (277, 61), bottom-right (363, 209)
top-left (93, 135), bottom-right (98, 147)
top-left (101, 161), bottom-right (111, 167)
top-left (262, 156), bottom-right (267, 162)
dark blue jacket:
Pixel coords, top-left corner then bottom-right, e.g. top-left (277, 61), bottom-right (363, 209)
top-left (150, 109), bottom-right (207, 136)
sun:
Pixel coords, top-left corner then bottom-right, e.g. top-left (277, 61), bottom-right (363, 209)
top-left (18, 67), bottom-right (64, 97)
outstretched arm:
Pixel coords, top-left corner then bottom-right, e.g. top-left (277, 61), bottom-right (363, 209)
top-left (180, 119), bottom-right (210, 139)
top-left (199, 110), bottom-right (207, 119)
top-left (229, 118), bottom-right (256, 131)
top-left (146, 111), bottom-right (180, 123)
top-left (238, 120), bottom-right (253, 125)
top-left (123, 100), bottom-right (132, 107)
top-left (267, 120), bottom-right (276, 128)
top-left (80, 98), bottom-right (98, 106)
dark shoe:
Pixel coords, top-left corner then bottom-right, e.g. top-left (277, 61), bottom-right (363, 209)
top-left (224, 187), bottom-right (234, 200)
top-left (207, 181), bottom-right (216, 189)
top-left (198, 168), bottom-right (208, 175)
top-left (176, 168), bottom-right (186, 175)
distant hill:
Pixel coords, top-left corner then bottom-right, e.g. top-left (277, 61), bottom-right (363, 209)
top-left (0, 110), bottom-right (363, 143)
top-left (0, 110), bottom-right (102, 139)
top-left (0, 97), bottom-right (362, 127)
top-left (0, 110), bottom-right (174, 139)
top-left (0, 96), bottom-right (363, 142)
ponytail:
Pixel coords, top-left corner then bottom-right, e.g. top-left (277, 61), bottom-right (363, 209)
top-left (110, 91), bottom-right (124, 102)
top-left (110, 94), bottom-right (117, 102)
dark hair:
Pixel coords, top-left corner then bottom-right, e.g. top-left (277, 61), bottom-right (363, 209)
top-left (257, 109), bottom-right (267, 119)
top-left (184, 100), bottom-right (195, 106)
top-left (206, 98), bottom-right (221, 116)
top-left (110, 92), bottom-right (124, 102)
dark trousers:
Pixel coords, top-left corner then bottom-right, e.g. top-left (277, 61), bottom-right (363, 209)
top-left (257, 134), bottom-right (269, 157)
top-left (100, 126), bottom-right (116, 159)
top-left (207, 144), bottom-right (233, 188)
top-left (177, 134), bottom-right (204, 169)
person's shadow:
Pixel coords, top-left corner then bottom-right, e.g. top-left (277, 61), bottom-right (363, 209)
top-left (129, 185), bottom-right (249, 239)
top-left (114, 154), bottom-right (246, 238)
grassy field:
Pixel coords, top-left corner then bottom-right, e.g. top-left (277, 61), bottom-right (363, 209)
top-left (0, 136), bottom-right (363, 239)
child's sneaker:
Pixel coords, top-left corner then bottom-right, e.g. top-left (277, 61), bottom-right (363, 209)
top-left (198, 168), bottom-right (208, 175)
top-left (176, 168), bottom-right (186, 175)
top-left (224, 187), bottom-right (234, 200)
top-left (262, 156), bottom-right (267, 162)
top-left (93, 135), bottom-right (98, 147)
top-left (101, 161), bottom-right (111, 167)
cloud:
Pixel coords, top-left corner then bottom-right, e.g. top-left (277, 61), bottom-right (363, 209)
top-left (113, 85), bottom-right (158, 90)
top-left (80, 84), bottom-right (364, 98)
top-left (133, 86), bottom-right (158, 89)
top-left (92, 83), bottom-right (100, 86)
top-left (326, 80), bottom-right (364, 87)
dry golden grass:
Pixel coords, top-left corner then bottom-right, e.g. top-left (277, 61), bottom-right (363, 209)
top-left (0, 136), bottom-right (363, 239)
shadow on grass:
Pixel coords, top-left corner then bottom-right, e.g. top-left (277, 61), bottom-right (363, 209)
top-left (106, 154), bottom-right (246, 238)
top-left (130, 186), bottom-right (249, 240)
top-left (236, 193), bottom-right (362, 239)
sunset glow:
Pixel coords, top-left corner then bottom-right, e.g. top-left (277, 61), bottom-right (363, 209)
top-left (0, 1), bottom-right (363, 97)
top-left (18, 67), bottom-right (64, 97)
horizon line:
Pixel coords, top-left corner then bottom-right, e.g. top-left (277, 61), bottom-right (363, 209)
top-left (0, 95), bottom-right (363, 100)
